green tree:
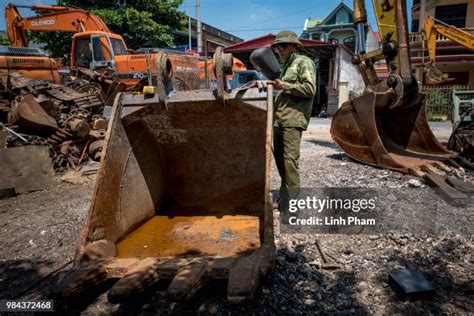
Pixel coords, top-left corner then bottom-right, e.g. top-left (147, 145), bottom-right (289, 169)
top-left (30, 32), bottom-right (73, 60)
top-left (29, 0), bottom-right (185, 59)
top-left (0, 37), bottom-right (11, 46)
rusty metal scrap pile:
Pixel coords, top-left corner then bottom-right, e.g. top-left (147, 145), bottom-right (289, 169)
top-left (1, 73), bottom-right (107, 172)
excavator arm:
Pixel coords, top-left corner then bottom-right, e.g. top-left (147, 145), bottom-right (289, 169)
top-left (422, 15), bottom-right (474, 84)
top-left (331, 0), bottom-right (457, 179)
top-left (5, 3), bottom-right (110, 47)
top-left (352, 0), bottom-right (416, 103)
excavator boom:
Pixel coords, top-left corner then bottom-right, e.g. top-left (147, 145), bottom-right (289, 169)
top-left (4, 3), bottom-right (245, 91)
top-left (422, 15), bottom-right (474, 84)
top-left (6, 3), bottom-right (111, 47)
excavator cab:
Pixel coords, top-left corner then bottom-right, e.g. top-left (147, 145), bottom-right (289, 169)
top-left (90, 35), bottom-right (114, 69)
top-left (71, 32), bottom-right (127, 71)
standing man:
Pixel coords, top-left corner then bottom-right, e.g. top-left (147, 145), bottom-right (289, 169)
top-left (271, 30), bottom-right (317, 214)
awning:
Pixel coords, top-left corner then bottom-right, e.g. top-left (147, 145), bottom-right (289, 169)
top-left (222, 34), bottom-right (335, 63)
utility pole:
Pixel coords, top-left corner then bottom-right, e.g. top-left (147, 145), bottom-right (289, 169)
top-left (188, 0), bottom-right (192, 50)
top-left (196, 0), bottom-right (203, 55)
top-left (419, 0), bottom-right (426, 33)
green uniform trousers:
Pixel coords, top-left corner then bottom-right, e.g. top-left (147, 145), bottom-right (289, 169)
top-left (273, 126), bottom-right (303, 212)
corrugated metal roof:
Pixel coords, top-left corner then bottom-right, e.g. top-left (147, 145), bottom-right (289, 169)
top-left (224, 34), bottom-right (332, 53)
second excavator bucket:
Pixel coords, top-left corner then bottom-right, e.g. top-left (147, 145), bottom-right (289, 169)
top-left (51, 85), bottom-right (275, 303)
top-left (331, 90), bottom-right (457, 175)
top-left (424, 63), bottom-right (455, 85)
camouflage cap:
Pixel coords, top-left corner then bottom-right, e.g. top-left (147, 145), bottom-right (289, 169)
top-left (272, 30), bottom-right (303, 47)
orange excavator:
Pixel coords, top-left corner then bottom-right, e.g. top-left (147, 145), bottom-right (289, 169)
top-left (5, 3), bottom-right (245, 89)
top-left (0, 45), bottom-right (60, 84)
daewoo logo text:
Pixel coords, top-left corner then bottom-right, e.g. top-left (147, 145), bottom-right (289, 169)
top-left (31, 19), bottom-right (55, 27)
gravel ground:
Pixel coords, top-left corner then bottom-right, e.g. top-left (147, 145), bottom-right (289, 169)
top-left (0, 118), bottom-right (472, 314)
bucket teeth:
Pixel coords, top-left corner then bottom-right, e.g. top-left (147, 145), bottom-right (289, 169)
top-left (423, 172), bottom-right (468, 202)
top-left (227, 250), bottom-right (262, 303)
top-left (107, 258), bottom-right (161, 304)
top-left (433, 161), bottom-right (452, 173)
top-left (54, 253), bottom-right (273, 303)
top-left (166, 260), bottom-right (208, 301)
top-left (51, 262), bottom-right (108, 299)
top-left (446, 177), bottom-right (474, 194)
top-left (421, 164), bottom-right (445, 176)
top-left (456, 156), bottom-right (474, 170)
top-left (408, 167), bottom-right (425, 178)
top-left (80, 239), bottom-right (117, 263)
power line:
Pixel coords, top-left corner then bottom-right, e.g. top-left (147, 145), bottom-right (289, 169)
top-left (224, 26), bottom-right (303, 33)
top-left (237, 6), bottom-right (319, 29)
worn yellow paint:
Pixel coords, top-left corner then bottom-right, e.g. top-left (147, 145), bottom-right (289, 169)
top-left (116, 215), bottom-right (261, 258)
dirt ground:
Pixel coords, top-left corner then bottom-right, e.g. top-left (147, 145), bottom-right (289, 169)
top-left (0, 118), bottom-right (472, 315)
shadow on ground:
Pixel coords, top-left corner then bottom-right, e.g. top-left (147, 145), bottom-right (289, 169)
top-left (306, 139), bottom-right (338, 150)
top-left (0, 259), bottom-right (62, 299)
top-left (0, 253), bottom-right (370, 314)
top-left (114, 248), bottom-right (370, 315)
top-left (377, 237), bottom-right (473, 314)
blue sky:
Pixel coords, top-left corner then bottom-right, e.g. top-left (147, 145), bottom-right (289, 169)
top-left (0, 0), bottom-right (56, 30)
top-left (1, 0), bottom-right (413, 41)
top-left (180, 0), bottom-right (376, 40)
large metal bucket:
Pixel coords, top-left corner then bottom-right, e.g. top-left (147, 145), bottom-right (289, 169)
top-left (331, 91), bottom-right (456, 174)
top-left (53, 87), bottom-right (275, 303)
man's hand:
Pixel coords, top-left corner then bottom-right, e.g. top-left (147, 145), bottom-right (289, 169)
top-left (251, 80), bottom-right (275, 92)
top-left (273, 79), bottom-right (285, 90)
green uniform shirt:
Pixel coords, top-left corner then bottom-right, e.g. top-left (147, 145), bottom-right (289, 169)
top-left (274, 52), bottom-right (316, 130)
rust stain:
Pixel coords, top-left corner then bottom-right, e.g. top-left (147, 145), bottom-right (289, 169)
top-left (116, 215), bottom-right (261, 258)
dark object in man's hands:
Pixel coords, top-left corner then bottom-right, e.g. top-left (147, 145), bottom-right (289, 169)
top-left (250, 48), bottom-right (281, 80)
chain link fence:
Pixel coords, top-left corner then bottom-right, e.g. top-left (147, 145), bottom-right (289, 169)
top-left (422, 85), bottom-right (473, 121)
top-left (170, 54), bottom-right (216, 91)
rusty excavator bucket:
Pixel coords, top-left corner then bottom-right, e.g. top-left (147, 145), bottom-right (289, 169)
top-left (331, 0), bottom-right (463, 182)
top-left (331, 91), bottom-right (456, 176)
top-left (52, 51), bottom-right (275, 303)
top-left (424, 62), bottom-right (455, 85)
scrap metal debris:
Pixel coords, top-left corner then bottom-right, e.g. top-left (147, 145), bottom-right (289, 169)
top-left (0, 73), bottom-right (107, 173)
top-left (315, 238), bottom-right (341, 270)
top-left (388, 269), bottom-right (435, 301)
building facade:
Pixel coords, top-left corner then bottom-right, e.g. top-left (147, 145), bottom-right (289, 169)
top-left (172, 17), bottom-right (243, 56)
top-left (301, 2), bottom-right (357, 52)
top-left (301, 3), bottom-right (387, 115)
top-left (411, 0), bottom-right (474, 86)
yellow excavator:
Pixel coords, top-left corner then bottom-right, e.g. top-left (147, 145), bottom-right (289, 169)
top-left (331, 0), bottom-right (470, 198)
top-left (420, 15), bottom-right (473, 163)
top-left (332, 0), bottom-right (455, 174)
top-left (421, 15), bottom-right (474, 85)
